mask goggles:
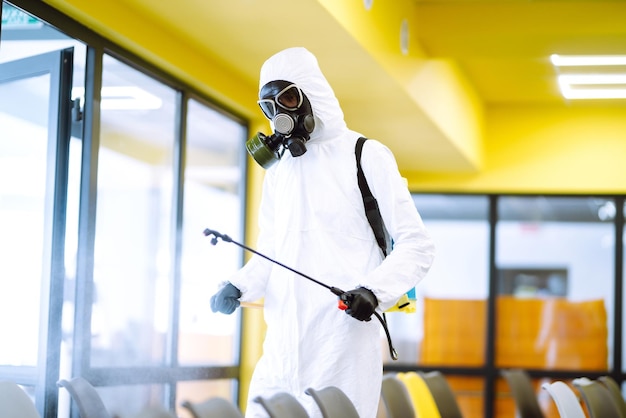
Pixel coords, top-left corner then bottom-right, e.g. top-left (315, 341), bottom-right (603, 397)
top-left (257, 84), bottom-right (304, 120)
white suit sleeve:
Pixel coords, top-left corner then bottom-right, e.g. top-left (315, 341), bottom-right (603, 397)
top-left (227, 170), bottom-right (276, 302)
top-left (359, 139), bottom-right (435, 311)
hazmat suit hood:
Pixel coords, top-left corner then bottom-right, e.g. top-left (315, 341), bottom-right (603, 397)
top-left (259, 47), bottom-right (348, 144)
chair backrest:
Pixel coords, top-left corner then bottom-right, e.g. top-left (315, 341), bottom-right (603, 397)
top-left (181, 397), bottom-right (244, 418)
top-left (598, 376), bottom-right (626, 418)
top-left (573, 377), bottom-right (622, 418)
top-left (501, 369), bottom-right (545, 418)
top-left (57, 377), bottom-right (111, 418)
top-left (381, 374), bottom-right (415, 418)
top-left (305, 386), bottom-right (359, 418)
top-left (541, 381), bottom-right (586, 418)
top-left (253, 392), bottom-right (309, 418)
top-left (0, 381), bottom-right (41, 418)
top-left (131, 406), bottom-right (177, 418)
top-left (418, 371), bottom-right (464, 418)
top-left (396, 372), bottom-right (441, 418)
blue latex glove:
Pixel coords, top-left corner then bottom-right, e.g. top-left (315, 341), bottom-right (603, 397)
top-left (210, 283), bottom-right (241, 314)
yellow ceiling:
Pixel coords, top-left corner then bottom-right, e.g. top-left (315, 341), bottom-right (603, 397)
top-left (42, 0), bottom-right (626, 176)
top-left (416, 0), bottom-right (626, 104)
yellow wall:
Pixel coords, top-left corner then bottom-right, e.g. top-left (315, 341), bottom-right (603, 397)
top-left (239, 123), bottom-right (267, 409)
top-left (406, 104), bottom-right (626, 194)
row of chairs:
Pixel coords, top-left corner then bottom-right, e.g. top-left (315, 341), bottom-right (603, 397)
top-left (542, 375), bottom-right (626, 418)
top-left (186, 373), bottom-right (455, 418)
top-left (0, 377), bottom-right (204, 418)
top-left (251, 372), bottom-right (463, 418)
top-left (503, 368), bottom-right (626, 418)
top-left (2, 375), bottom-right (373, 418)
top-left (0, 372), bottom-right (463, 418)
top-left (1, 375), bottom-right (359, 418)
top-left (183, 386), bottom-right (361, 418)
top-left (0, 375), bottom-right (448, 418)
top-left (252, 386), bottom-right (360, 418)
top-left (381, 371), bottom-right (463, 418)
top-left (382, 369), bottom-right (626, 418)
top-left (10, 371), bottom-right (625, 418)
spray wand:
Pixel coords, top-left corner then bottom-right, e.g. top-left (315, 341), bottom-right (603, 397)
top-left (204, 228), bottom-right (398, 360)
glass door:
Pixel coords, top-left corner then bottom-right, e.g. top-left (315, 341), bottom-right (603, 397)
top-left (0, 47), bottom-right (74, 417)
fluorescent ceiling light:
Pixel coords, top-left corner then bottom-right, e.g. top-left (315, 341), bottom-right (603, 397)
top-left (72, 86), bottom-right (163, 110)
top-left (551, 54), bottom-right (626, 100)
top-left (551, 54), bottom-right (626, 67)
top-left (558, 75), bottom-right (626, 99)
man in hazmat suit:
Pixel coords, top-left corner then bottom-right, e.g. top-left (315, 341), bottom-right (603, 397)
top-left (210, 47), bottom-right (435, 418)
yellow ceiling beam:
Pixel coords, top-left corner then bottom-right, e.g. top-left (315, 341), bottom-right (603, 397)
top-left (318, 0), bottom-right (484, 172)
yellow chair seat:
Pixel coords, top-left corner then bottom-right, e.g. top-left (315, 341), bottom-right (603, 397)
top-left (397, 372), bottom-right (442, 418)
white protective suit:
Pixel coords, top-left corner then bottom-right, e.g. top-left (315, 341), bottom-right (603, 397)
top-left (228, 47), bottom-right (435, 418)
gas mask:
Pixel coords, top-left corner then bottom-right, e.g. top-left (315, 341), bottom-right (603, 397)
top-left (246, 80), bottom-right (315, 169)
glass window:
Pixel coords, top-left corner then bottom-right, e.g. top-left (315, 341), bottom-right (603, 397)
top-left (496, 196), bottom-right (614, 371)
top-left (0, 0), bottom-right (85, 383)
top-left (178, 98), bottom-right (246, 367)
top-left (384, 194), bottom-right (490, 366)
top-left (0, 70), bottom-right (50, 368)
top-left (386, 194), bottom-right (490, 418)
top-left (1, 3), bottom-right (247, 415)
top-left (91, 54), bottom-right (177, 368)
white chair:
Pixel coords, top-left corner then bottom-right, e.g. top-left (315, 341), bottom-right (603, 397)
top-left (57, 377), bottom-right (111, 418)
top-left (541, 381), bottom-right (585, 418)
top-left (58, 377), bottom-right (177, 418)
top-left (181, 397), bottom-right (244, 418)
top-left (253, 392), bottom-right (309, 418)
top-left (305, 386), bottom-right (359, 418)
top-left (0, 381), bottom-right (41, 418)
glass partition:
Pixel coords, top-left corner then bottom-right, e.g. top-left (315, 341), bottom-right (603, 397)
top-left (386, 194), bottom-right (490, 365)
top-left (1, 2), bottom-right (247, 415)
top-left (91, 54), bottom-right (178, 369)
top-left (496, 196), bottom-right (614, 371)
top-left (0, 7), bottom-right (85, 414)
top-left (178, 98), bottom-right (245, 367)
top-left (0, 70), bottom-right (51, 369)
top-left (386, 194), bottom-right (490, 417)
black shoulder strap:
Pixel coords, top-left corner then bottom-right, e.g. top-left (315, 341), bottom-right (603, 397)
top-left (356, 137), bottom-right (388, 257)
